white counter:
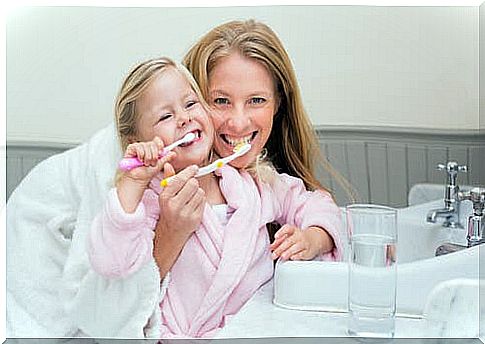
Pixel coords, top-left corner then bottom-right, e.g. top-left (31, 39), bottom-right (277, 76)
top-left (216, 279), bottom-right (481, 340)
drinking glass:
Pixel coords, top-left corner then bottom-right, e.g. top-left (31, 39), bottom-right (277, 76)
top-left (346, 204), bottom-right (398, 338)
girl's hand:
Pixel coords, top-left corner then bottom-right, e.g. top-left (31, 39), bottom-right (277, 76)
top-left (270, 225), bottom-right (334, 261)
top-left (153, 163), bottom-right (206, 277)
top-left (122, 136), bottom-right (173, 186)
top-left (117, 137), bottom-right (175, 213)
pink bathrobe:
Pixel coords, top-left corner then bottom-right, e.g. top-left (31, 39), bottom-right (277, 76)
top-left (88, 165), bottom-right (343, 338)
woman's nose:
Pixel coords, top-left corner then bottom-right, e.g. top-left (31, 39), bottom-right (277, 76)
top-left (225, 105), bottom-right (251, 130)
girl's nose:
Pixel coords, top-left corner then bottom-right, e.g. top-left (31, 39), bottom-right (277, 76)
top-left (177, 112), bottom-right (193, 128)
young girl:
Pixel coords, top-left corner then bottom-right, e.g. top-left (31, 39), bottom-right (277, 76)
top-left (88, 57), bottom-right (343, 338)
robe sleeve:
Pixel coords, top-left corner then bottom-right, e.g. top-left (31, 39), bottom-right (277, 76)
top-left (88, 187), bottom-right (159, 279)
top-left (269, 173), bottom-right (344, 261)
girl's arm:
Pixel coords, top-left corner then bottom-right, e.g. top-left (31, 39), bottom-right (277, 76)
top-left (118, 137), bottom-right (174, 213)
top-left (88, 138), bottom-right (174, 278)
top-left (88, 187), bottom-right (160, 278)
top-left (268, 174), bottom-right (343, 261)
top-left (152, 164), bottom-right (206, 278)
top-left (270, 224), bottom-right (335, 260)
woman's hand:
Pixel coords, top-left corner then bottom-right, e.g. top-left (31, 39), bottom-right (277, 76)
top-left (153, 163), bottom-right (206, 278)
top-left (270, 225), bottom-right (334, 261)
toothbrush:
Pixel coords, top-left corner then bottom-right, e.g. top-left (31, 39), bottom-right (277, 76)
top-left (160, 143), bottom-right (252, 187)
top-left (118, 132), bottom-right (196, 172)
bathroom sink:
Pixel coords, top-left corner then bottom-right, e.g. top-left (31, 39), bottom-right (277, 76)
top-left (273, 199), bottom-right (479, 317)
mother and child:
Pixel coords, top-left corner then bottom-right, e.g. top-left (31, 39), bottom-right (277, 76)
top-left (7, 19), bottom-right (344, 339)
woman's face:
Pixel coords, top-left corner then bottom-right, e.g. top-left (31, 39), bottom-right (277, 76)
top-left (135, 67), bottom-right (214, 172)
top-left (208, 53), bottom-right (279, 168)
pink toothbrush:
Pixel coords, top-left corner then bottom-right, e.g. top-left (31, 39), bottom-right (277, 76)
top-left (118, 132), bottom-right (196, 171)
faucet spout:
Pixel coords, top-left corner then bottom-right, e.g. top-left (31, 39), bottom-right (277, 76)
top-left (427, 207), bottom-right (454, 223)
top-left (425, 161), bottom-right (467, 229)
top-left (426, 206), bottom-right (462, 228)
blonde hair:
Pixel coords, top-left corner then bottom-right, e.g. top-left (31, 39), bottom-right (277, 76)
top-left (115, 56), bottom-right (208, 152)
top-left (183, 19), bottom-right (355, 197)
top-left (113, 56), bottom-right (210, 184)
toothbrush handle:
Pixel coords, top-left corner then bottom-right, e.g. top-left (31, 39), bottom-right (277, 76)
top-left (118, 157), bottom-right (144, 171)
top-left (161, 161), bottom-right (221, 187)
top-left (119, 150), bottom-right (169, 171)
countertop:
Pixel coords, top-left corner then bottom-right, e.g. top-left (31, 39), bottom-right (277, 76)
top-left (216, 278), bottom-right (482, 340)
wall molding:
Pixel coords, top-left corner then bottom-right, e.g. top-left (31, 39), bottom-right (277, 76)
top-left (6, 127), bottom-right (485, 206)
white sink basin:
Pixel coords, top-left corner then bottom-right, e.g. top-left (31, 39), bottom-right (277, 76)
top-left (273, 199), bottom-right (479, 317)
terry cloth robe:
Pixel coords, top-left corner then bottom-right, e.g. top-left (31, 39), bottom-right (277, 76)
top-left (7, 123), bottom-right (164, 338)
top-left (88, 164), bottom-right (343, 338)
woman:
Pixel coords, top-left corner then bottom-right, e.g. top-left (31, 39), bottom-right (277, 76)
top-left (154, 19), bottom-right (344, 278)
top-left (6, 19), bottom-right (344, 339)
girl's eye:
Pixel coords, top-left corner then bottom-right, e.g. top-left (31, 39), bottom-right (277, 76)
top-left (214, 97), bottom-right (229, 106)
top-left (186, 100), bottom-right (197, 109)
top-left (159, 114), bottom-right (172, 122)
top-left (249, 97), bottom-right (266, 105)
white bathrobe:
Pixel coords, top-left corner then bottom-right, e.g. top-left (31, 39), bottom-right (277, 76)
top-left (6, 123), bottom-right (165, 338)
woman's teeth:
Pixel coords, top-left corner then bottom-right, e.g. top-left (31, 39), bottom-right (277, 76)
top-left (224, 133), bottom-right (254, 147)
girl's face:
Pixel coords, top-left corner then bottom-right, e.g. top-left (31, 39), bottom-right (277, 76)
top-left (208, 53), bottom-right (279, 169)
top-left (135, 67), bottom-right (213, 172)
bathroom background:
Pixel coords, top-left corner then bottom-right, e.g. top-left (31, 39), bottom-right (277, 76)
top-left (6, 4), bottom-right (485, 206)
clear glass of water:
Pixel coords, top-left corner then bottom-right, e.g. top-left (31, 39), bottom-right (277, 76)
top-left (346, 204), bottom-right (397, 338)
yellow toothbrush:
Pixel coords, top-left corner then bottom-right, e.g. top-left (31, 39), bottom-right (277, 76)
top-left (160, 143), bottom-right (251, 187)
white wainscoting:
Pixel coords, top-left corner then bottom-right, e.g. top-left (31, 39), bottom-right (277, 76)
top-left (6, 127), bottom-right (485, 207)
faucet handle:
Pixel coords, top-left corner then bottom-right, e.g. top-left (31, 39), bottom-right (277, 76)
top-left (436, 161), bottom-right (468, 173)
top-left (459, 187), bottom-right (485, 215)
top-left (437, 162), bottom-right (467, 187)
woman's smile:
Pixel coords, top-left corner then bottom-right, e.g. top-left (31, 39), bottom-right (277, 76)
top-left (209, 52), bottom-right (278, 168)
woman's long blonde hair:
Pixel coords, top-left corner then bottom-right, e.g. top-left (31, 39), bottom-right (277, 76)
top-left (183, 19), bottom-right (352, 196)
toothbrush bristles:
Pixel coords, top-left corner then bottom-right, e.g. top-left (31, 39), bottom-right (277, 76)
top-left (233, 143), bottom-right (246, 152)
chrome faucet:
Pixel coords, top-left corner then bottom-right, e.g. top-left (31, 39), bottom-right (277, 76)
top-left (435, 187), bottom-right (485, 256)
top-left (459, 187), bottom-right (485, 247)
top-left (426, 161), bottom-right (467, 228)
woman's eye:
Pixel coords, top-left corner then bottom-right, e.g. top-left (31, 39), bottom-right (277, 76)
top-left (249, 97), bottom-right (266, 105)
top-left (214, 98), bottom-right (229, 106)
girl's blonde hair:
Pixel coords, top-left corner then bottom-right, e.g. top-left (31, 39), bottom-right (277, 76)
top-left (115, 56), bottom-right (208, 152)
top-left (113, 56), bottom-right (210, 184)
top-left (183, 19), bottom-right (354, 198)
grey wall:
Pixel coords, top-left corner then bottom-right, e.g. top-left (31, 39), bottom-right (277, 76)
top-left (7, 128), bottom-right (484, 207)
top-left (316, 127), bottom-right (484, 206)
